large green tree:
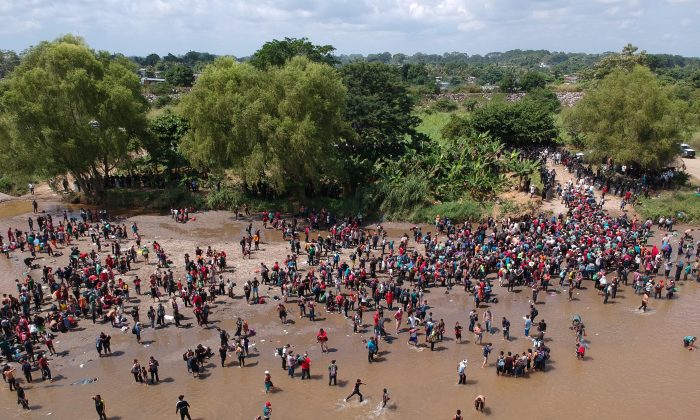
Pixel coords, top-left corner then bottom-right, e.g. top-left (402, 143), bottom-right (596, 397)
top-left (0, 35), bottom-right (148, 193)
top-left (564, 65), bottom-right (689, 170)
top-left (180, 56), bottom-right (347, 195)
top-left (519, 71), bottom-right (547, 91)
top-left (145, 111), bottom-right (190, 172)
top-left (340, 61), bottom-right (422, 163)
top-left (249, 37), bottom-right (338, 69)
top-left (466, 100), bottom-right (558, 146)
top-left (163, 64), bottom-right (194, 87)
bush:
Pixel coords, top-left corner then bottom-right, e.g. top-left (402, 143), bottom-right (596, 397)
top-left (153, 95), bottom-right (173, 109)
top-left (410, 199), bottom-right (489, 223)
top-left (378, 174), bottom-right (432, 220)
top-left (636, 191), bottom-right (700, 222)
top-left (0, 175), bottom-right (30, 195)
top-left (431, 98), bottom-right (458, 112)
top-left (206, 188), bottom-right (244, 210)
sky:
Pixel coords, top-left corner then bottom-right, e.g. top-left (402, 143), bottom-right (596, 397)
top-left (1, 0), bottom-right (700, 57)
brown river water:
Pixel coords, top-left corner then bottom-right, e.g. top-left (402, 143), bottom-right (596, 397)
top-left (0, 200), bottom-right (699, 420)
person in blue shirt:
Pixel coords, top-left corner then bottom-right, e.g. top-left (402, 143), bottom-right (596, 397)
top-left (524, 315), bottom-right (532, 337)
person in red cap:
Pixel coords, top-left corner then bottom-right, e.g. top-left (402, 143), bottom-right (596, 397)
top-left (263, 401), bottom-right (272, 419)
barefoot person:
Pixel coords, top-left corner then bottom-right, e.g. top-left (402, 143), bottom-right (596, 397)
top-left (346, 379), bottom-right (365, 402)
top-left (92, 394), bottom-right (107, 420)
top-left (474, 395), bottom-right (486, 412)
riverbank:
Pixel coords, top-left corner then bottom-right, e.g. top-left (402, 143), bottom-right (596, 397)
top-left (0, 195), bottom-right (699, 419)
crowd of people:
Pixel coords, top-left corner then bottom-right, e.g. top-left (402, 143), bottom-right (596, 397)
top-left (0, 149), bottom-right (697, 418)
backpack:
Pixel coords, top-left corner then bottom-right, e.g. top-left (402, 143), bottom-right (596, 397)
top-left (497, 358), bottom-right (505, 368)
top-left (131, 325), bottom-right (137, 334)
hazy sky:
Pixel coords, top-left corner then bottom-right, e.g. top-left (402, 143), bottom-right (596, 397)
top-left (2, 0), bottom-right (699, 57)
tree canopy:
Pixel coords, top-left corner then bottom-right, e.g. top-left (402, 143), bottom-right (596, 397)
top-left (520, 71), bottom-right (547, 91)
top-left (249, 37), bottom-right (338, 69)
top-left (461, 99), bottom-right (558, 147)
top-left (564, 65), bottom-right (689, 170)
top-left (0, 35), bottom-right (148, 192)
top-left (179, 56), bottom-right (347, 196)
top-left (340, 61), bottom-right (422, 164)
top-left (145, 111), bottom-right (190, 171)
top-left (163, 64), bottom-right (194, 87)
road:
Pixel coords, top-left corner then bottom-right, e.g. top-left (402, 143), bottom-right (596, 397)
top-left (681, 158), bottom-right (700, 183)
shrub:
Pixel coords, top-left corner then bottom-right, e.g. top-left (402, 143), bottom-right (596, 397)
top-left (431, 98), bottom-right (458, 112)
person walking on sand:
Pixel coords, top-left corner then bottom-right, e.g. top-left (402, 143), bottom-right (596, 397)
top-left (93, 394), bottom-right (107, 420)
top-left (264, 371), bottom-right (273, 393)
top-left (317, 328), bottom-right (329, 353)
top-left (394, 307), bottom-right (403, 333)
top-left (346, 379), bottom-right (365, 402)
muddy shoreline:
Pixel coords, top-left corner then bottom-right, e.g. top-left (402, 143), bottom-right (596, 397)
top-left (1, 195), bottom-right (699, 420)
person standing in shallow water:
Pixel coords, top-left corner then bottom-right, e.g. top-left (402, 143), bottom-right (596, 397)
top-left (92, 394), bottom-right (107, 420)
top-left (639, 291), bottom-right (650, 312)
top-left (474, 395), bottom-right (486, 412)
top-left (176, 394), bottom-right (191, 420)
top-left (346, 379), bottom-right (365, 402)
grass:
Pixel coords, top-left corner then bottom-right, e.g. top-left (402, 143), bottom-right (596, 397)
top-left (408, 199), bottom-right (491, 223)
top-left (636, 190), bottom-right (700, 222)
top-left (416, 111), bottom-right (455, 144)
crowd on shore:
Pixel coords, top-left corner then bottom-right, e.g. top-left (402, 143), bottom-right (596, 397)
top-left (0, 150), bottom-right (697, 418)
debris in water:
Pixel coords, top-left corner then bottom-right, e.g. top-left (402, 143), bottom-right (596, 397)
top-left (70, 377), bottom-right (98, 386)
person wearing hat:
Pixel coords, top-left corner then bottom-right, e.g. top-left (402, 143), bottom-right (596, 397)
top-left (457, 359), bottom-right (467, 384)
top-left (263, 401), bottom-right (272, 420)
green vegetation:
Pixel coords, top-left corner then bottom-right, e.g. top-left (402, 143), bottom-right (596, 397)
top-left (163, 64), bottom-right (194, 87)
top-left (0, 35), bottom-right (148, 194)
top-left (416, 111), bottom-right (456, 144)
top-left (636, 191), bottom-right (700, 222)
top-left (2, 37), bottom-right (699, 223)
top-left (249, 37), bottom-right (338, 69)
top-left (179, 56), bottom-right (346, 196)
top-left (564, 65), bottom-right (690, 170)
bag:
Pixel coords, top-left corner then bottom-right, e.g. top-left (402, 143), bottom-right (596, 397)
top-left (131, 326), bottom-right (136, 334)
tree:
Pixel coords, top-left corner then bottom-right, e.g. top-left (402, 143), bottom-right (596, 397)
top-left (520, 72), bottom-right (547, 91)
top-left (339, 61), bottom-right (423, 190)
top-left (469, 100), bottom-right (558, 146)
top-left (563, 65), bottom-right (689, 171)
top-left (498, 71), bottom-right (519, 92)
top-left (523, 88), bottom-right (560, 113)
top-left (144, 53), bottom-right (160, 66)
top-left (0, 50), bottom-right (20, 78)
top-left (145, 111), bottom-right (190, 172)
top-left (180, 56), bottom-right (347, 196)
top-left (590, 44), bottom-right (647, 79)
top-left (249, 37), bottom-right (337, 69)
top-left (163, 64), bottom-right (194, 87)
top-left (0, 35), bottom-right (148, 193)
